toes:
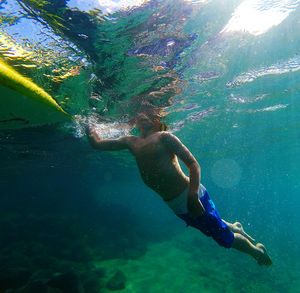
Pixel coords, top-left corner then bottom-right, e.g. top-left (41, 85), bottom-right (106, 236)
top-left (256, 243), bottom-right (272, 266)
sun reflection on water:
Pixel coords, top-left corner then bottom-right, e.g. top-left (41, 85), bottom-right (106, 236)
top-left (221, 0), bottom-right (300, 36)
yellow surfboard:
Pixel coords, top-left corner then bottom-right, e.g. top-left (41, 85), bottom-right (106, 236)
top-left (0, 58), bottom-right (71, 129)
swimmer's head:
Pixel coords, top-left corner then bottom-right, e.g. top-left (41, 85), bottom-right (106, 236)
top-left (135, 113), bottom-right (167, 133)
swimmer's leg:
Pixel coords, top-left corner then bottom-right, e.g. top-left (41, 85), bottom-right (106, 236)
top-left (223, 220), bottom-right (256, 244)
top-left (232, 233), bottom-right (272, 266)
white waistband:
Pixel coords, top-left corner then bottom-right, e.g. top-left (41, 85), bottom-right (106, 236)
top-left (165, 184), bottom-right (206, 215)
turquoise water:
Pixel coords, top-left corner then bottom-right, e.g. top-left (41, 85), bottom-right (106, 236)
top-left (1, 0), bottom-right (300, 292)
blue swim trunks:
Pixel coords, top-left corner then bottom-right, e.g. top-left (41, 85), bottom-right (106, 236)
top-left (166, 185), bottom-right (234, 248)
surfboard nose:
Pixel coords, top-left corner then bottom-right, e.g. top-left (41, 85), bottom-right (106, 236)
top-left (0, 58), bottom-right (71, 129)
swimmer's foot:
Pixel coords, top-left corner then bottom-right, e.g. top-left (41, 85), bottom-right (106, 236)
top-left (255, 243), bottom-right (272, 266)
top-left (233, 222), bottom-right (256, 244)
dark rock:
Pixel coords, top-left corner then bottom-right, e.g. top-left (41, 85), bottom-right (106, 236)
top-left (82, 267), bottom-right (106, 293)
top-left (82, 267), bottom-right (106, 280)
top-left (17, 280), bottom-right (50, 293)
top-left (83, 277), bottom-right (102, 293)
top-left (0, 268), bottom-right (31, 291)
top-left (106, 270), bottom-right (126, 291)
top-left (93, 267), bottom-right (106, 279)
top-left (47, 272), bottom-right (83, 293)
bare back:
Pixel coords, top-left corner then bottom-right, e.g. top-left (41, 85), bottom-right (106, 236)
top-left (128, 132), bottom-right (189, 200)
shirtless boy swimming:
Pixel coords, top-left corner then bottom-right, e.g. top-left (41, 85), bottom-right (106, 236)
top-left (88, 113), bottom-right (272, 266)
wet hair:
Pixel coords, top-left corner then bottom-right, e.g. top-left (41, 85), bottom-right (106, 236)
top-left (159, 122), bottom-right (168, 131)
top-left (135, 112), bottom-right (168, 131)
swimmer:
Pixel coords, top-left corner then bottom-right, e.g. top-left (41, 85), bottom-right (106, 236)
top-left (87, 113), bottom-right (272, 266)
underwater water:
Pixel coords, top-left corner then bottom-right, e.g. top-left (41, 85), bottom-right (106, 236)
top-left (1, 0), bottom-right (300, 292)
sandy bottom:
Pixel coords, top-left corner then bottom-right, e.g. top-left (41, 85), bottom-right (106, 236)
top-left (96, 228), bottom-right (300, 293)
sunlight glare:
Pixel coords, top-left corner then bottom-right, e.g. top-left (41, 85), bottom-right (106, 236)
top-left (98, 0), bottom-right (148, 14)
top-left (221, 0), bottom-right (300, 36)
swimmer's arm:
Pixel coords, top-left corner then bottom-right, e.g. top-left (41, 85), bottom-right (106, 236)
top-left (161, 133), bottom-right (204, 216)
top-left (88, 127), bottom-right (134, 151)
top-left (161, 132), bottom-right (201, 192)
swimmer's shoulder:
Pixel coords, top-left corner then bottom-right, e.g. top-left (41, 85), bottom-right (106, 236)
top-left (159, 131), bottom-right (181, 143)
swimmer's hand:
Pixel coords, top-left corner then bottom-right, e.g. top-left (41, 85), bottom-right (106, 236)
top-left (86, 124), bottom-right (102, 141)
top-left (88, 126), bottom-right (97, 137)
top-left (86, 125), bottom-right (103, 146)
top-left (187, 192), bottom-right (205, 218)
